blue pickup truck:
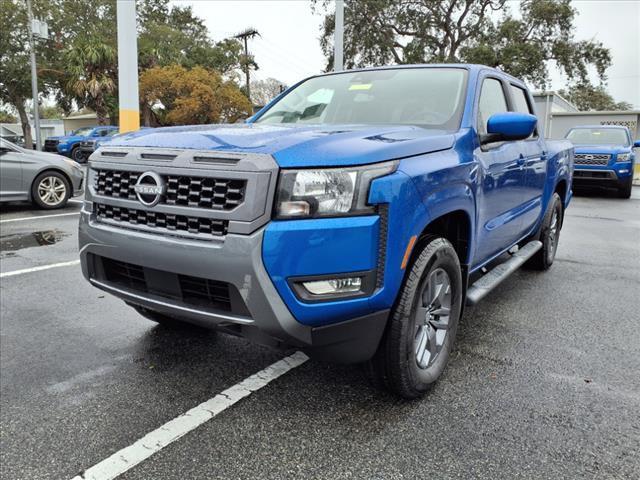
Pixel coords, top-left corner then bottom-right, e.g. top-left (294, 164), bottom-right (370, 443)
top-left (44, 125), bottom-right (118, 162)
top-left (79, 65), bottom-right (573, 398)
top-left (566, 125), bottom-right (638, 198)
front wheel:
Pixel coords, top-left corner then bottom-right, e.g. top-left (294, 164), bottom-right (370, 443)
top-left (618, 177), bottom-right (632, 199)
top-left (31, 171), bottom-right (70, 209)
top-left (366, 236), bottom-right (463, 399)
top-left (71, 146), bottom-right (85, 162)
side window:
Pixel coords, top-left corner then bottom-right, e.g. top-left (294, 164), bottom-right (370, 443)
top-left (510, 85), bottom-right (537, 138)
top-left (510, 85), bottom-right (533, 114)
top-left (478, 78), bottom-right (508, 135)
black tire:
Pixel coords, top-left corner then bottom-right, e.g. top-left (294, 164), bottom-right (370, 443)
top-left (618, 177), bottom-right (632, 199)
top-left (525, 192), bottom-right (563, 270)
top-left (366, 236), bottom-right (463, 399)
top-left (71, 146), bottom-right (85, 162)
top-left (31, 170), bottom-right (71, 209)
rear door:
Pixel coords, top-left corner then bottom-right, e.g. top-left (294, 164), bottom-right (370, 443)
top-left (473, 76), bottom-right (529, 266)
top-left (509, 84), bottom-right (547, 234)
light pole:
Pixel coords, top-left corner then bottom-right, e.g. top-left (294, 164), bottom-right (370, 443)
top-left (334, 0), bottom-right (344, 71)
top-left (116, 0), bottom-right (140, 133)
top-left (26, 0), bottom-right (43, 150)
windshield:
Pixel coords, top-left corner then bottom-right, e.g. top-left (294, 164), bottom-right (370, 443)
top-left (253, 68), bottom-right (468, 130)
top-left (566, 128), bottom-right (629, 146)
top-left (71, 127), bottom-right (94, 136)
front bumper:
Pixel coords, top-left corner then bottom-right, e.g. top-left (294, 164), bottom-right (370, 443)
top-left (572, 165), bottom-right (633, 188)
top-left (79, 209), bottom-right (388, 362)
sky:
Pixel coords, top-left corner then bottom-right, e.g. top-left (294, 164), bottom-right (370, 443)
top-left (173, 0), bottom-right (640, 109)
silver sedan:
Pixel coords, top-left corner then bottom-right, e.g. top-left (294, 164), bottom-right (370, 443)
top-left (0, 138), bottom-right (84, 209)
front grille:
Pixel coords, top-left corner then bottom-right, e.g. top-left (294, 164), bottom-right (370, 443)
top-left (95, 203), bottom-right (228, 237)
top-left (103, 259), bottom-right (146, 292)
top-left (44, 139), bottom-right (59, 152)
top-left (100, 257), bottom-right (233, 312)
top-left (94, 169), bottom-right (246, 210)
top-left (574, 154), bottom-right (610, 165)
top-left (178, 274), bottom-right (231, 311)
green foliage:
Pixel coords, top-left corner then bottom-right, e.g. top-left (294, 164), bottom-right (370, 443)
top-left (139, 65), bottom-right (252, 126)
top-left (558, 84), bottom-right (632, 111)
top-left (1, 0), bottom-right (249, 136)
top-left (314, 0), bottom-right (612, 89)
top-left (64, 40), bottom-right (116, 124)
top-left (0, 108), bottom-right (18, 123)
top-left (39, 104), bottom-right (63, 119)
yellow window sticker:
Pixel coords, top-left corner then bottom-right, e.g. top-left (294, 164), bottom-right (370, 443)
top-left (349, 83), bottom-right (372, 91)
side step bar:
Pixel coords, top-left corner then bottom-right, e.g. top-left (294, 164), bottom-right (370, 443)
top-left (466, 240), bottom-right (542, 306)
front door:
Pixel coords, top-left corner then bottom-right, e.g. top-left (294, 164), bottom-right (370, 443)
top-left (0, 143), bottom-right (26, 201)
top-left (473, 76), bottom-right (529, 267)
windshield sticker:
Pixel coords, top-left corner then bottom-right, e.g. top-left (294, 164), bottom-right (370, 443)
top-left (349, 84), bottom-right (372, 91)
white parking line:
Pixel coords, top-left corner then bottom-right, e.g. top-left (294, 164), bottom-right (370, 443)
top-left (0, 212), bottom-right (80, 223)
top-left (0, 260), bottom-right (81, 278)
top-left (70, 351), bottom-right (309, 480)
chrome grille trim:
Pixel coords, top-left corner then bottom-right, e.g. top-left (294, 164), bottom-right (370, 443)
top-left (95, 203), bottom-right (228, 238)
top-left (94, 169), bottom-right (247, 211)
top-left (574, 153), bottom-right (610, 166)
top-left (87, 147), bottom-right (279, 236)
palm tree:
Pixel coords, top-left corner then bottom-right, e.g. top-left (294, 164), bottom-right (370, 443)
top-left (64, 41), bottom-right (116, 125)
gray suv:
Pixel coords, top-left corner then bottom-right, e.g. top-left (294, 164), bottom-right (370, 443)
top-left (0, 138), bottom-right (85, 209)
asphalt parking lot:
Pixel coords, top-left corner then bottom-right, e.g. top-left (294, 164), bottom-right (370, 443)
top-left (1, 188), bottom-right (639, 480)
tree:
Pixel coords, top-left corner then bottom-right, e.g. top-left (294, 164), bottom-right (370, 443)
top-left (64, 40), bottom-right (116, 125)
top-left (250, 78), bottom-right (287, 106)
top-left (139, 65), bottom-right (252, 126)
top-left (0, 0), bottom-right (38, 147)
top-left (314, 0), bottom-right (612, 89)
top-left (39, 104), bottom-right (64, 119)
top-left (558, 84), bottom-right (632, 111)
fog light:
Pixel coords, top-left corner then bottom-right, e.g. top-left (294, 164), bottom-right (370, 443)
top-left (303, 277), bottom-right (362, 295)
top-left (619, 169), bottom-right (629, 174)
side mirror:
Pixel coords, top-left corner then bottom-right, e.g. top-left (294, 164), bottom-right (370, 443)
top-left (481, 112), bottom-right (537, 145)
top-left (633, 140), bottom-right (640, 148)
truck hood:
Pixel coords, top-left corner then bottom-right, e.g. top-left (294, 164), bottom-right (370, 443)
top-left (108, 124), bottom-right (455, 167)
top-left (574, 145), bottom-right (631, 155)
top-left (57, 135), bottom-right (84, 144)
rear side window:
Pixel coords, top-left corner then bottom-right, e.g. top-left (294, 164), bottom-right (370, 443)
top-left (510, 85), bottom-right (533, 114)
top-left (478, 78), bottom-right (508, 135)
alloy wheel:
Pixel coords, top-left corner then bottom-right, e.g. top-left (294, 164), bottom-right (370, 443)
top-left (37, 176), bottom-right (66, 207)
top-left (414, 267), bottom-right (452, 369)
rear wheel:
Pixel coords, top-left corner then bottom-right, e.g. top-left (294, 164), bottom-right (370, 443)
top-left (618, 177), bottom-right (632, 199)
top-left (366, 236), bottom-right (463, 399)
top-left (525, 192), bottom-right (563, 270)
top-left (31, 171), bottom-right (70, 209)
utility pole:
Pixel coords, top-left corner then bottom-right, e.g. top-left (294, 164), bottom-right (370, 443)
top-left (26, 0), bottom-right (42, 150)
top-left (334, 0), bottom-right (344, 71)
top-left (234, 28), bottom-right (259, 102)
top-left (116, 0), bottom-right (140, 133)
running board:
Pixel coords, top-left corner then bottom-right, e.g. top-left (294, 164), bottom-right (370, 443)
top-left (466, 240), bottom-right (542, 306)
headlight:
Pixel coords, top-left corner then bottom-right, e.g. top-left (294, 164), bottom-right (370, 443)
top-left (275, 161), bottom-right (397, 218)
top-left (64, 159), bottom-right (82, 170)
top-left (616, 153), bottom-right (631, 162)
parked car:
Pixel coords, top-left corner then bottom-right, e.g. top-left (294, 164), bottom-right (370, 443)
top-left (44, 125), bottom-right (118, 162)
top-left (565, 125), bottom-right (638, 198)
top-left (77, 129), bottom-right (120, 162)
top-left (79, 65), bottom-right (573, 398)
top-left (0, 138), bottom-right (84, 209)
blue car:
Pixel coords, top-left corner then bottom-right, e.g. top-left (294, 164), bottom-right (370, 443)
top-left (79, 64), bottom-right (574, 398)
top-left (566, 125), bottom-right (639, 198)
top-left (44, 126), bottom-right (118, 162)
